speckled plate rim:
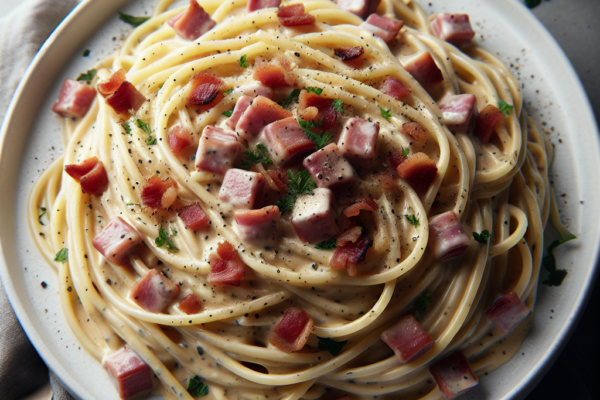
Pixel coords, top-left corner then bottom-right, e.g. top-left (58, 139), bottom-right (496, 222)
top-left (0, 1), bottom-right (599, 399)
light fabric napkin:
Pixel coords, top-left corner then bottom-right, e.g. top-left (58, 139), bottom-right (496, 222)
top-left (0, 1), bottom-right (78, 399)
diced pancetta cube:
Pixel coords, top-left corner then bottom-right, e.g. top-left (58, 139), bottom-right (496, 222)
top-left (225, 95), bottom-right (252, 131)
top-left (402, 122), bottom-right (427, 144)
top-left (106, 81), bottom-right (147, 118)
top-left (187, 72), bottom-right (224, 109)
top-left (234, 205), bottom-right (280, 246)
top-left (168, 0), bottom-right (216, 41)
top-left (303, 144), bottom-right (355, 188)
top-left (93, 217), bottom-right (142, 266)
top-left (381, 315), bottom-right (434, 363)
top-left (252, 165), bottom-right (289, 193)
top-left (168, 126), bottom-right (193, 156)
top-left (291, 188), bottom-right (340, 243)
top-left (102, 347), bottom-right (153, 399)
top-left (336, 226), bottom-right (363, 247)
top-left (404, 51), bottom-right (444, 93)
top-left (475, 104), bottom-right (504, 144)
top-left (207, 241), bottom-right (247, 286)
top-left (360, 14), bottom-right (403, 43)
top-left (97, 69), bottom-right (126, 97)
top-left (343, 197), bottom-right (379, 217)
top-left (179, 293), bottom-right (202, 314)
top-left (178, 203), bottom-right (210, 230)
top-left (485, 292), bottom-right (531, 333)
top-left (218, 168), bottom-right (265, 209)
top-left (130, 269), bottom-right (180, 313)
top-left (338, 118), bottom-right (379, 166)
top-left (277, 4), bottom-right (316, 27)
top-left (240, 82), bottom-right (274, 99)
top-left (389, 152), bottom-right (406, 169)
top-left (431, 13), bottom-right (475, 49)
top-left (195, 125), bottom-right (243, 175)
top-left (141, 175), bottom-right (178, 209)
top-left (439, 94), bottom-right (478, 134)
top-left (263, 117), bottom-right (314, 166)
top-left (52, 79), bottom-right (96, 118)
top-left (396, 152), bottom-right (437, 195)
top-left (64, 156), bottom-right (109, 196)
top-left (236, 96), bottom-right (293, 141)
top-left (334, 46), bottom-right (365, 61)
top-left (298, 91), bottom-right (337, 130)
top-left (337, 0), bottom-right (381, 18)
top-left (380, 76), bottom-right (411, 100)
top-left (330, 235), bottom-right (373, 276)
top-left (269, 307), bottom-right (314, 353)
top-left (253, 58), bottom-right (296, 89)
top-left (428, 211), bottom-right (470, 261)
top-left (429, 352), bottom-right (479, 399)
top-left (247, 0), bottom-right (281, 12)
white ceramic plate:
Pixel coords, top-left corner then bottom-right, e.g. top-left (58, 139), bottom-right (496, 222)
top-left (1, 0), bottom-right (598, 399)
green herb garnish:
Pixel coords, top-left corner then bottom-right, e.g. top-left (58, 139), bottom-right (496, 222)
top-left (118, 12), bottom-right (150, 27)
top-left (155, 226), bottom-right (178, 252)
top-left (401, 147), bottom-right (410, 158)
top-left (542, 233), bottom-right (576, 286)
top-left (224, 88), bottom-right (234, 95)
top-left (298, 119), bottom-right (333, 150)
top-left (473, 230), bottom-right (491, 244)
top-left (241, 143), bottom-right (272, 170)
top-left (275, 170), bottom-right (316, 213)
top-left (122, 122), bottom-right (132, 135)
top-left (305, 87), bottom-right (323, 95)
top-left (222, 109), bottom-right (233, 117)
top-left (525, 0), bottom-right (542, 8)
top-left (54, 248), bottom-right (68, 263)
top-left (82, 49), bottom-right (90, 57)
top-left (405, 214), bottom-right (420, 227)
top-left (239, 54), bottom-right (249, 68)
top-left (379, 106), bottom-right (392, 122)
top-left (315, 239), bottom-right (337, 250)
top-left (135, 119), bottom-right (152, 135)
top-left (279, 89), bottom-right (301, 108)
top-left (498, 100), bottom-right (514, 117)
top-left (332, 99), bottom-right (344, 113)
top-left (414, 292), bottom-right (433, 316)
top-left (317, 337), bottom-right (348, 356)
top-left (76, 69), bottom-right (96, 85)
top-left (39, 207), bottom-right (47, 226)
top-left (186, 375), bottom-right (209, 397)
top-left (145, 136), bottom-right (157, 145)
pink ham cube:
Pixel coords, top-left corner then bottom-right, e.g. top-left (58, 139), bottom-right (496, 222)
top-left (404, 51), bottom-right (444, 93)
top-left (303, 143), bottom-right (355, 188)
top-left (234, 205), bottom-right (280, 246)
top-left (178, 203), bottom-right (210, 230)
top-left (485, 292), bottom-right (531, 333)
top-left (130, 269), bottom-right (180, 313)
top-left (360, 14), bottom-right (403, 43)
top-left (439, 94), bottom-right (478, 134)
top-left (195, 125), bottom-right (243, 175)
top-left (102, 346), bottom-right (153, 398)
top-left (247, 0), bottom-right (281, 12)
top-left (291, 188), bottom-right (340, 243)
top-left (338, 117), bottom-right (379, 167)
top-left (218, 168), bottom-right (265, 209)
top-left (236, 96), bottom-right (293, 142)
top-left (431, 13), bottom-right (475, 49)
top-left (380, 75), bottom-right (411, 100)
top-left (430, 352), bottom-right (479, 399)
top-left (381, 315), bottom-right (434, 363)
top-left (263, 117), bottom-right (315, 166)
top-left (52, 78), bottom-right (96, 118)
top-left (240, 82), bottom-right (274, 99)
top-left (225, 95), bottom-right (252, 131)
top-left (93, 217), bottom-right (142, 266)
top-left (337, 0), bottom-right (381, 18)
top-left (428, 211), bottom-right (470, 261)
top-left (168, 0), bottom-right (216, 41)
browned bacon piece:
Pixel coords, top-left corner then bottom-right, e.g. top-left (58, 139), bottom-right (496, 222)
top-left (141, 175), bottom-right (178, 209)
top-left (267, 167), bottom-right (289, 193)
top-left (404, 51), bottom-right (444, 93)
top-left (475, 104), bottom-right (504, 144)
top-left (253, 58), bottom-right (296, 88)
top-left (429, 352), bottom-right (479, 399)
top-left (187, 72), bottom-right (224, 111)
top-left (334, 46), bottom-right (365, 61)
top-left (485, 292), bottom-right (531, 333)
top-left (402, 121), bottom-right (427, 144)
top-left (343, 197), bottom-right (379, 217)
top-left (388, 152), bottom-right (406, 169)
top-left (97, 69), bottom-right (126, 97)
top-left (269, 307), bottom-right (314, 352)
top-left (298, 90), bottom-right (337, 130)
top-left (64, 156), bottom-right (109, 196)
top-left (247, 0), bottom-right (281, 12)
top-left (178, 203), bottom-right (210, 230)
top-left (179, 293), bottom-right (203, 314)
top-left (102, 347), bottom-right (153, 399)
top-left (361, 14), bottom-right (403, 43)
top-left (431, 13), bottom-right (475, 49)
top-left (93, 217), bottom-right (142, 266)
top-left (336, 226), bottom-right (363, 247)
top-left (52, 79), bottom-right (96, 118)
top-left (168, 0), bottom-right (216, 40)
top-left (277, 4), bottom-right (316, 27)
top-left (167, 126), bottom-right (193, 157)
top-left (396, 152), bottom-right (437, 196)
top-left (381, 315), bottom-right (434, 363)
top-left (379, 75), bottom-right (411, 100)
top-left (130, 269), bottom-right (180, 313)
top-left (207, 241), bottom-right (247, 286)
top-left (106, 81), bottom-right (147, 117)
top-left (330, 235), bottom-right (373, 276)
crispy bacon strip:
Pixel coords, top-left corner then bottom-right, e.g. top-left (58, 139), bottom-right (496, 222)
top-left (343, 197), bottom-right (379, 217)
top-left (336, 226), bottom-right (363, 247)
top-left (141, 175), bottom-right (178, 209)
top-left (179, 293), bottom-right (203, 315)
top-left (277, 4), bottom-right (316, 27)
top-left (330, 235), bottom-right (373, 276)
top-left (475, 104), bottom-right (504, 144)
top-left (168, 126), bottom-right (193, 156)
top-left (269, 307), bottom-right (314, 352)
top-left (396, 152), bottom-right (437, 196)
top-left (253, 58), bottom-right (296, 88)
top-left (402, 122), bottom-right (427, 144)
top-left (106, 81), bottom-right (147, 117)
top-left (389, 152), bottom-right (406, 169)
top-left (64, 157), bottom-right (109, 196)
top-left (97, 69), bottom-right (126, 97)
top-left (298, 90), bottom-right (336, 130)
top-left (187, 72), bottom-right (224, 109)
top-left (334, 46), bottom-right (364, 61)
top-left (207, 241), bottom-right (247, 286)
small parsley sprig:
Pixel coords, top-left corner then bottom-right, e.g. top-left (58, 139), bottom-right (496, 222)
top-left (298, 119), bottom-right (333, 150)
top-left (332, 99), bottom-right (344, 113)
top-left (473, 229), bottom-right (491, 244)
top-left (275, 170), bottom-right (316, 213)
top-left (401, 147), bottom-right (410, 158)
top-left (222, 109), bottom-right (234, 117)
top-left (54, 248), bottom-right (68, 263)
top-left (186, 375), bottom-right (209, 397)
top-left (122, 122), bottom-right (132, 135)
top-left (240, 144), bottom-right (272, 170)
top-left (405, 214), bottom-right (420, 227)
top-left (305, 87), bottom-right (323, 95)
top-left (379, 106), bottom-right (392, 122)
top-left (135, 119), bottom-right (157, 145)
top-left (155, 227), bottom-right (179, 252)
top-left (315, 238), bottom-right (337, 250)
top-left (498, 100), bottom-right (514, 117)
top-left (118, 12), bottom-right (150, 27)
top-left (239, 55), bottom-right (249, 68)
top-left (414, 292), bottom-right (433, 316)
top-left (524, 0), bottom-right (541, 8)
top-left (317, 337), bottom-right (347, 356)
top-left (542, 233), bottom-right (576, 286)
top-left (224, 88), bottom-right (234, 95)
top-left (39, 207), bottom-right (47, 226)
top-left (279, 89), bottom-right (301, 108)
top-left (76, 69), bottom-right (96, 85)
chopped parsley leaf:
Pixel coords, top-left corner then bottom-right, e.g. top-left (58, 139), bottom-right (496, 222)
top-left (186, 375), bottom-right (209, 397)
top-left (82, 49), bottom-right (90, 57)
top-left (402, 147), bottom-right (410, 158)
top-left (76, 69), bottom-right (96, 85)
top-left (224, 88), bottom-right (234, 95)
top-left (473, 229), bottom-right (491, 244)
top-left (542, 233), bottom-right (576, 286)
top-left (317, 337), bottom-right (347, 356)
top-left (155, 227), bottom-right (178, 252)
top-left (39, 207), bottom-right (47, 226)
top-left (222, 109), bottom-right (233, 117)
top-left (498, 100), bottom-right (514, 116)
top-left (305, 87), bottom-right (323, 95)
top-left (54, 248), bottom-right (68, 263)
top-left (298, 119), bottom-right (333, 150)
top-left (332, 99), bottom-right (344, 113)
top-left (241, 143), bottom-right (272, 170)
top-left (118, 12), bottom-right (150, 27)
top-left (315, 239), bottom-right (337, 250)
top-left (275, 170), bottom-right (315, 213)
top-left (171, 228), bottom-right (178, 237)
top-left (122, 122), bottom-right (132, 135)
top-left (279, 89), bottom-right (301, 108)
top-left (525, 0), bottom-right (542, 8)
top-left (414, 292), bottom-right (433, 316)
top-left (405, 214), bottom-right (420, 227)
top-left (379, 106), bottom-right (392, 122)
top-left (239, 54), bottom-right (249, 68)
top-left (135, 119), bottom-right (152, 135)
top-left (145, 136), bottom-right (157, 145)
